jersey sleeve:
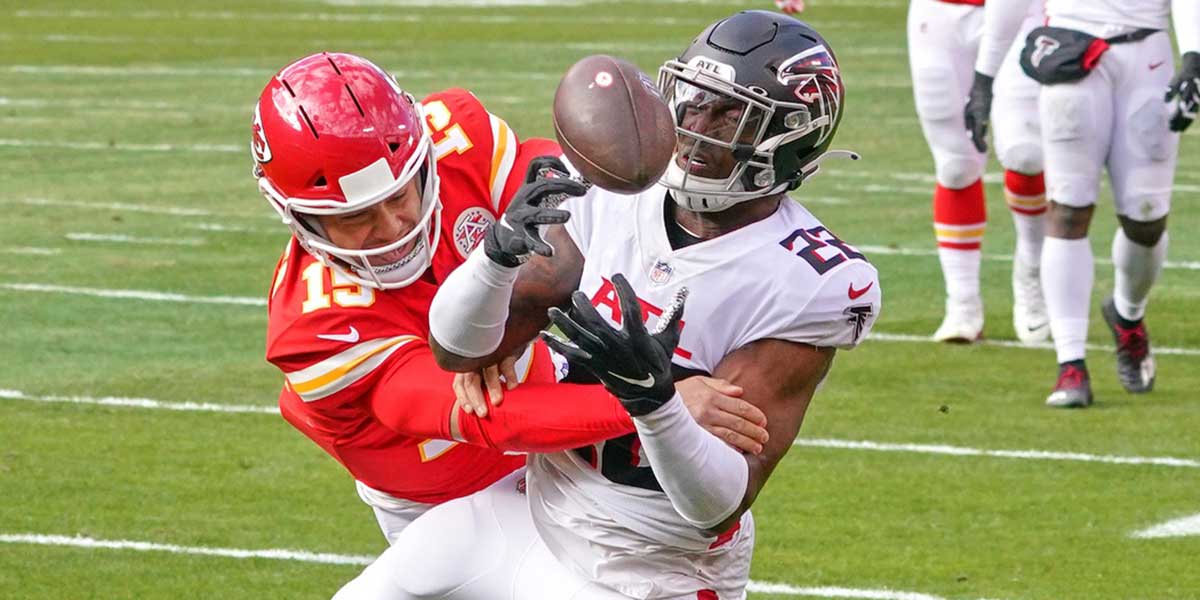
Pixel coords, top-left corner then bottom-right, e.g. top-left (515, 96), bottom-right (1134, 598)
top-left (367, 341), bottom-right (635, 452)
top-left (765, 260), bottom-right (882, 350)
top-left (974, 0), bottom-right (1036, 77)
top-left (557, 184), bottom-right (608, 256)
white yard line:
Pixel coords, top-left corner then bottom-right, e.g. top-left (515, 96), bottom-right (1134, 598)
top-left (66, 233), bottom-right (204, 246)
top-left (0, 532), bottom-right (992, 600)
top-left (4, 388), bottom-right (1197, 468)
top-left (0, 389), bottom-right (277, 414)
top-left (0, 138), bottom-right (241, 153)
top-left (12, 9), bottom-right (710, 26)
top-left (0, 533), bottom-right (373, 566)
top-left (1130, 513), bottom-right (1200, 539)
top-left (794, 438), bottom-right (1200, 469)
top-left (0, 246), bottom-right (60, 256)
top-left (0, 283), bottom-right (266, 306)
top-left (2, 280), bottom-right (1198, 353)
top-left (857, 244), bottom-right (1200, 272)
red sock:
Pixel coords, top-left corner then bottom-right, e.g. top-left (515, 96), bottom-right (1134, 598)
top-left (933, 179), bottom-right (986, 251)
top-left (1004, 170), bottom-right (1047, 216)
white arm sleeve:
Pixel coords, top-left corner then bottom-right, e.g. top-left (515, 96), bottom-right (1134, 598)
top-left (975, 0), bottom-right (1036, 77)
top-left (428, 247), bottom-right (519, 358)
top-left (1175, 0), bottom-right (1200, 55)
top-left (633, 393), bottom-right (749, 530)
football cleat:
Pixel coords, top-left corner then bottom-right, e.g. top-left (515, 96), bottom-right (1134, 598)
top-left (1012, 253), bottom-right (1050, 344)
top-left (1101, 298), bottom-right (1156, 393)
top-left (932, 297), bottom-right (983, 343)
top-left (1045, 360), bottom-right (1093, 408)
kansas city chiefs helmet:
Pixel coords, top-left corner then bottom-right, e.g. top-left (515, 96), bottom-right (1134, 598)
top-left (658, 10), bottom-right (856, 212)
top-left (252, 52), bottom-right (441, 289)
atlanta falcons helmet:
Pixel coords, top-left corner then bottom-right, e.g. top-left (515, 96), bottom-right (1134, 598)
top-left (659, 11), bottom-right (856, 212)
top-left (252, 52), bottom-right (441, 289)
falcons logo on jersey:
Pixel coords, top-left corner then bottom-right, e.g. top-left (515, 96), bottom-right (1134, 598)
top-left (844, 304), bottom-right (873, 344)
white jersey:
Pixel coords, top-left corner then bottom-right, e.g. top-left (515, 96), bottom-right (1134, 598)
top-left (528, 185), bottom-right (881, 599)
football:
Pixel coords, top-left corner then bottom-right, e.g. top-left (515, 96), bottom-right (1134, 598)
top-left (552, 55), bottom-right (676, 194)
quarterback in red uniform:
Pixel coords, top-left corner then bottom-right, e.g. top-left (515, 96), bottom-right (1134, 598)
top-left (251, 53), bottom-right (766, 544)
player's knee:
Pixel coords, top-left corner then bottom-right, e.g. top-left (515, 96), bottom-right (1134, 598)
top-left (1046, 202), bottom-right (1093, 238)
top-left (935, 156), bottom-right (983, 190)
top-left (1118, 215), bottom-right (1168, 246)
top-left (998, 143), bottom-right (1043, 175)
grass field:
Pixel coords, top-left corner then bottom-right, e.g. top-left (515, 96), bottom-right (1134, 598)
top-left (1, 1), bottom-right (1198, 599)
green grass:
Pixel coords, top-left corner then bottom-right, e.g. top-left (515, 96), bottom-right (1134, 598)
top-left (1, 1), bottom-right (1198, 599)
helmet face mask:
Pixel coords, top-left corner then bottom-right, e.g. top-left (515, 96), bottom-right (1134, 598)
top-left (658, 11), bottom-right (850, 213)
top-left (252, 52), bottom-right (442, 289)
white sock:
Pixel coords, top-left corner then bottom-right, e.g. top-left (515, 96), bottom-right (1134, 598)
top-left (1011, 212), bottom-right (1046, 268)
top-left (938, 248), bottom-right (982, 307)
top-left (1111, 229), bottom-right (1168, 321)
top-left (1041, 237), bottom-right (1093, 363)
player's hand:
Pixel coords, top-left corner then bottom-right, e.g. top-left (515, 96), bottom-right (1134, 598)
top-left (964, 71), bottom-right (994, 153)
top-left (774, 0), bottom-right (805, 14)
top-left (483, 157), bottom-right (587, 268)
top-left (541, 274), bottom-right (686, 416)
top-left (1165, 52), bottom-right (1200, 132)
top-left (451, 355), bottom-right (518, 418)
top-left (677, 376), bottom-right (769, 455)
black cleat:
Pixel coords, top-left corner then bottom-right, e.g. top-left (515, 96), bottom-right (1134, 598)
top-left (1101, 298), bottom-right (1155, 393)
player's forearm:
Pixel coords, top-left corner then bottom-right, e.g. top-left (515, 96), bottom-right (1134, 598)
top-left (974, 0), bottom-right (1033, 77)
top-left (1175, 0), bottom-right (1200, 55)
top-left (632, 392), bottom-right (750, 531)
top-left (454, 383), bottom-right (634, 452)
top-left (429, 247), bottom-right (519, 365)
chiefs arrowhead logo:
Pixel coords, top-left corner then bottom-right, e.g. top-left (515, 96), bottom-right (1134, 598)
top-left (251, 103), bottom-right (272, 164)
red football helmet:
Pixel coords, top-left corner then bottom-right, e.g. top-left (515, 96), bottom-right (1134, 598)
top-left (252, 52), bottom-right (441, 289)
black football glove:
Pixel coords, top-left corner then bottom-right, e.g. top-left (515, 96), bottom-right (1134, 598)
top-left (1165, 52), bottom-right (1200, 133)
top-left (541, 274), bottom-right (687, 416)
top-left (482, 157), bottom-right (588, 267)
top-left (964, 71), bottom-right (994, 153)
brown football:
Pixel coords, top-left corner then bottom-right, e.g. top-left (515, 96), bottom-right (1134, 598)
top-left (552, 55), bottom-right (676, 194)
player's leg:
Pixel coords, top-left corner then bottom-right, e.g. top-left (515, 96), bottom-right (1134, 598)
top-left (1038, 67), bottom-right (1113, 408)
top-left (908, 0), bottom-right (988, 342)
top-left (1102, 33), bottom-right (1178, 394)
top-left (991, 15), bottom-right (1049, 343)
top-left (334, 470), bottom-right (533, 600)
top-left (355, 481), bottom-right (436, 545)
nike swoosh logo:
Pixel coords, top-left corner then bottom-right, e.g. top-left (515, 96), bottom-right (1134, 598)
top-left (1150, 60), bottom-right (1166, 70)
top-left (848, 281), bottom-right (874, 300)
top-left (606, 371), bottom-right (655, 389)
top-left (317, 326), bottom-right (360, 344)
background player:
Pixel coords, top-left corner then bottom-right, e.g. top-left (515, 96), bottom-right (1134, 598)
top-left (252, 52), bottom-right (768, 546)
top-left (973, 0), bottom-right (1199, 407)
top-left (909, 0), bottom-right (1050, 343)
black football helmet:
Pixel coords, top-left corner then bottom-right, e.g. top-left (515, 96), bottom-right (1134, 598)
top-left (658, 10), bottom-right (856, 212)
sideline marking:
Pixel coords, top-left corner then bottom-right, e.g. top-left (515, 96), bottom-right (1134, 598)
top-left (1130, 513), bottom-right (1200, 539)
top-left (66, 232), bottom-right (204, 246)
top-left (0, 532), bottom-right (996, 600)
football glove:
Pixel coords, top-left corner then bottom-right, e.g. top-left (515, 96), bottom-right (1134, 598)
top-left (483, 157), bottom-right (588, 268)
top-left (542, 274), bottom-right (687, 416)
top-left (964, 71), bottom-right (994, 153)
top-left (1166, 52), bottom-right (1200, 133)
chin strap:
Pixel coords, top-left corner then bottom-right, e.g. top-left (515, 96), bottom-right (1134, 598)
top-left (788, 149), bottom-right (861, 190)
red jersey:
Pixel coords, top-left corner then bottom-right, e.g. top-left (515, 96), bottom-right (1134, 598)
top-left (265, 89), bottom-right (629, 504)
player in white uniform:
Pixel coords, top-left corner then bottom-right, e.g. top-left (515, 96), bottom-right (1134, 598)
top-left (909, 0), bottom-right (1051, 343)
top-left (977, 0), bottom-right (1199, 407)
top-left (333, 11), bottom-right (880, 600)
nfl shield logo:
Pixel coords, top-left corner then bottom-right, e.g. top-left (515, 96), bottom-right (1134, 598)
top-left (649, 259), bottom-right (673, 284)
